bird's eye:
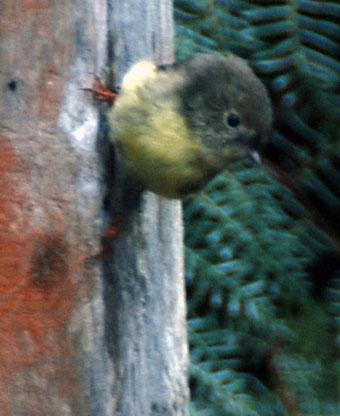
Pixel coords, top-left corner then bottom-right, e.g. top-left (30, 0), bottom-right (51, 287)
top-left (227, 114), bottom-right (240, 128)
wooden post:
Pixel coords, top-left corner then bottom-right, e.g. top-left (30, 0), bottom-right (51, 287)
top-left (0, 0), bottom-right (188, 415)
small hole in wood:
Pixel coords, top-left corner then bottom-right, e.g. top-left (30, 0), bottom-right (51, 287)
top-left (8, 80), bottom-right (17, 91)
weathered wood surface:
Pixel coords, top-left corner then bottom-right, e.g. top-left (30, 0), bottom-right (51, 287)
top-left (0, 1), bottom-right (188, 415)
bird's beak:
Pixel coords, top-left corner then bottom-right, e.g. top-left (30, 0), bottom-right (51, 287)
top-left (248, 150), bottom-right (261, 165)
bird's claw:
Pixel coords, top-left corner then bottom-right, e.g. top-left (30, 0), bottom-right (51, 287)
top-left (81, 74), bottom-right (118, 105)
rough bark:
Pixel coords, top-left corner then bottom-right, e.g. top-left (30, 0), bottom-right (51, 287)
top-left (0, 1), bottom-right (188, 415)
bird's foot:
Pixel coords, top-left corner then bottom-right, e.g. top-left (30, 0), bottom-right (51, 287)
top-left (81, 75), bottom-right (118, 105)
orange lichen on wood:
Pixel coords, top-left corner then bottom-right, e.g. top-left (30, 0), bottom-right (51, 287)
top-left (0, 137), bottom-right (86, 414)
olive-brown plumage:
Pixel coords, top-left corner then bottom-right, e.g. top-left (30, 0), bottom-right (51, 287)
top-left (109, 53), bottom-right (272, 198)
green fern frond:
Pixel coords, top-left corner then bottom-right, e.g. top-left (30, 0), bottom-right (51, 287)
top-left (175, 0), bottom-right (340, 415)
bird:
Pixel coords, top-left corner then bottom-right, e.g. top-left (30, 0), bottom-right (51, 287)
top-left (103, 53), bottom-right (273, 198)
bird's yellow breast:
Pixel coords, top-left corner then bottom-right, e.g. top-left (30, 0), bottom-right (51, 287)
top-left (108, 59), bottom-right (220, 198)
top-left (110, 88), bottom-right (207, 197)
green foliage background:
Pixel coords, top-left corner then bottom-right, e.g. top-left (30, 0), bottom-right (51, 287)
top-left (174, 1), bottom-right (340, 414)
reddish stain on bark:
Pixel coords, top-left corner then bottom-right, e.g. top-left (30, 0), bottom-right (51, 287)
top-left (0, 137), bottom-right (83, 414)
top-left (0, 0), bottom-right (56, 34)
top-left (24, 0), bottom-right (43, 10)
top-left (38, 65), bottom-right (65, 123)
top-left (1, 1), bottom-right (72, 124)
top-left (23, 0), bottom-right (58, 11)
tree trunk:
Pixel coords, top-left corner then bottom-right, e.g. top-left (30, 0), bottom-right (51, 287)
top-left (0, 1), bottom-right (188, 415)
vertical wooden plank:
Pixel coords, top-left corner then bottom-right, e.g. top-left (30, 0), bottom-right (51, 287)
top-left (106, 0), bottom-right (189, 414)
top-left (0, 0), bottom-right (188, 414)
top-left (0, 1), bottom-right (111, 414)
